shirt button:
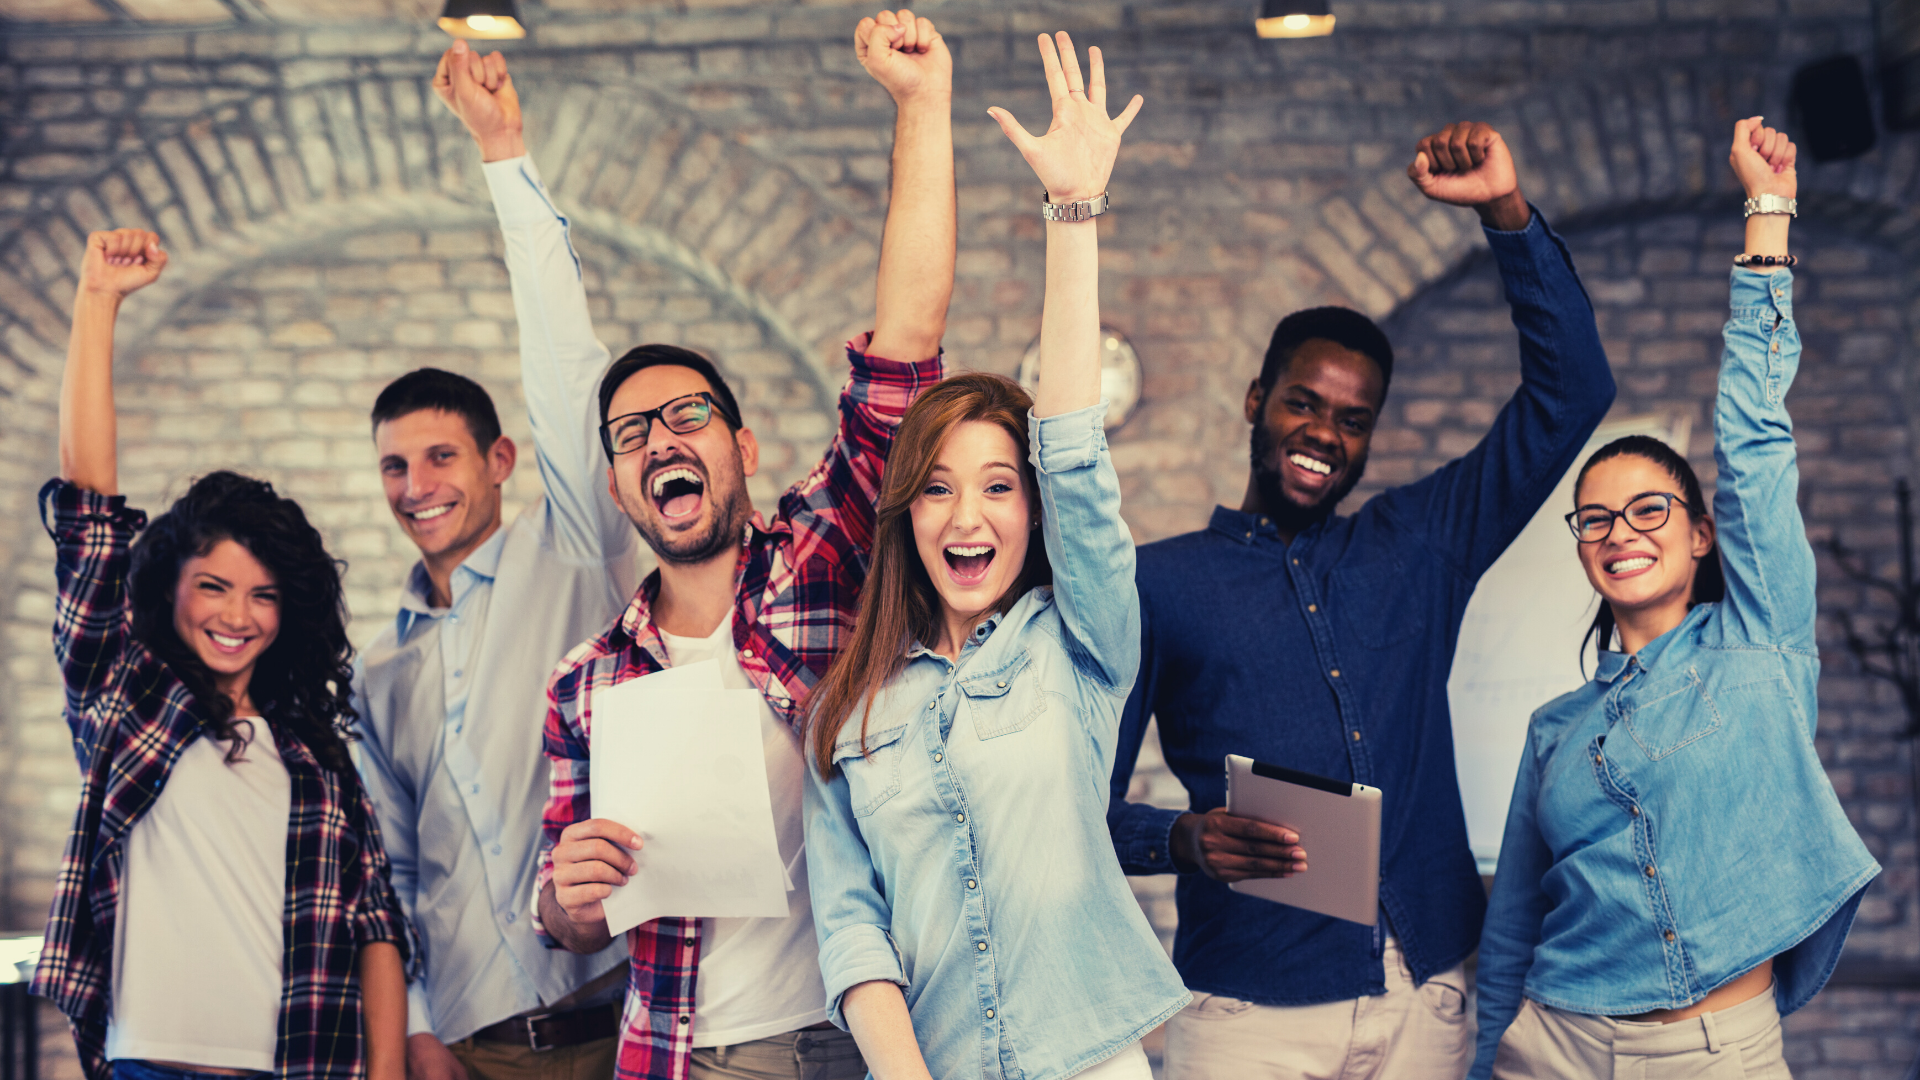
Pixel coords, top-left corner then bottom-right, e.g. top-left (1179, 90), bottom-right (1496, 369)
top-left (985, 1009), bottom-right (995, 1019)
top-left (1245, 531), bottom-right (1252, 539)
top-left (1664, 929), bottom-right (1676, 942)
top-left (1629, 806), bottom-right (1640, 817)
top-left (1330, 669), bottom-right (1340, 678)
top-left (955, 813), bottom-right (966, 823)
top-left (1594, 754), bottom-right (1603, 764)
top-left (928, 701), bottom-right (937, 710)
top-left (471, 784), bottom-right (481, 794)
top-left (1645, 865), bottom-right (1657, 877)
top-left (977, 942), bottom-right (988, 952)
top-left (1307, 604), bottom-right (1317, 613)
top-left (679, 1016), bottom-right (690, 1026)
top-left (1351, 731), bottom-right (1361, 742)
top-left (453, 669), bottom-right (464, 678)
top-left (967, 879), bottom-right (977, 889)
top-left (1292, 559), bottom-right (1299, 565)
top-left (742, 649), bottom-right (754, 659)
top-left (686, 937), bottom-right (697, 947)
top-left (491, 844), bottom-right (502, 855)
top-left (996, 681), bottom-right (1007, 688)
top-left (1148, 850), bottom-right (1160, 860)
top-left (934, 753), bottom-right (943, 763)
top-left (505, 911), bottom-right (516, 923)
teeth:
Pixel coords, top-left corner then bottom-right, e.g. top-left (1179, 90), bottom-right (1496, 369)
top-left (411, 504), bottom-right (453, 521)
top-left (1289, 453), bottom-right (1333, 476)
top-left (948, 545), bottom-right (993, 557)
top-left (1608, 557), bottom-right (1655, 573)
top-left (210, 632), bottom-right (246, 648)
top-left (651, 467), bottom-right (702, 498)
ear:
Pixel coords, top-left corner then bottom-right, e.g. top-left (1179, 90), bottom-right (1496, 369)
top-left (735, 427), bottom-right (760, 478)
top-left (1691, 513), bottom-right (1716, 560)
top-left (607, 466), bottom-right (619, 504)
top-left (488, 435), bottom-right (518, 485)
top-left (1244, 379), bottom-right (1264, 425)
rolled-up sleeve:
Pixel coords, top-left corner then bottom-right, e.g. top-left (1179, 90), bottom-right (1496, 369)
top-left (1029, 403), bottom-right (1140, 693)
top-left (803, 756), bottom-right (905, 1029)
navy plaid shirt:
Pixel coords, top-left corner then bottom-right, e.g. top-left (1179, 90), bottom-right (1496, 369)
top-left (32, 479), bottom-right (416, 1080)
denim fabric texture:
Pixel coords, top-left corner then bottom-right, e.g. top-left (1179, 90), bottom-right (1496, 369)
top-left (1106, 210), bottom-right (1617, 1008)
top-left (805, 402), bottom-right (1190, 1080)
top-left (1469, 269), bottom-right (1881, 1078)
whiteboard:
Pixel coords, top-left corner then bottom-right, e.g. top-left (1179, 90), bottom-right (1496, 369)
top-left (1448, 414), bottom-right (1691, 873)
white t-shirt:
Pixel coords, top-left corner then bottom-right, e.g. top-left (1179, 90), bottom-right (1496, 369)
top-left (108, 720), bottom-right (291, 1070)
top-left (658, 618), bottom-right (829, 1047)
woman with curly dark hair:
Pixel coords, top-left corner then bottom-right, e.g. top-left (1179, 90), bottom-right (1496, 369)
top-left (30, 227), bottom-right (414, 1080)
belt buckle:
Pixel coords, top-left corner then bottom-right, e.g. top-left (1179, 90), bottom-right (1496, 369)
top-left (523, 1011), bottom-right (556, 1053)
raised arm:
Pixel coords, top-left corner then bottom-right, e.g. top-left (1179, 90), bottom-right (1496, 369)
top-left (433, 40), bottom-right (631, 561)
top-left (60, 229), bottom-right (167, 494)
top-left (860, 10), bottom-right (955, 363)
top-left (1712, 118), bottom-right (1810, 649)
top-left (1383, 122), bottom-right (1615, 581)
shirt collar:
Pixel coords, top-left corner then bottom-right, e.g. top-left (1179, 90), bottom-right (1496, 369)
top-left (395, 525), bottom-right (509, 635)
top-left (906, 612), bottom-right (1003, 661)
top-left (1208, 505), bottom-right (1313, 546)
top-left (1592, 605), bottom-right (1702, 682)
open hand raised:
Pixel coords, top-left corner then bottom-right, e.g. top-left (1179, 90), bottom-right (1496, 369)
top-left (1729, 116), bottom-right (1796, 200)
top-left (432, 37), bottom-right (524, 162)
top-left (856, 9), bottom-right (952, 105)
top-left (80, 229), bottom-right (167, 299)
top-left (988, 32), bottom-right (1144, 203)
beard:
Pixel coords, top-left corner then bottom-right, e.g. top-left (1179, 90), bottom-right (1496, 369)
top-left (622, 455), bottom-right (752, 567)
top-left (1250, 421), bottom-right (1367, 535)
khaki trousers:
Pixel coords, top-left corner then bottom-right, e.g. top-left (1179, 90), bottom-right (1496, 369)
top-left (1164, 939), bottom-right (1474, 1080)
top-left (688, 1027), bottom-right (865, 1080)
top-left (1491, 988), bottom-right (1791, 1080)
top-left (447, 1036), bottom-right (618, 1080)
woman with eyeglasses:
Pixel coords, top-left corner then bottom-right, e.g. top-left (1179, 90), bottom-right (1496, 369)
top-left (1468, 120), bottom-right (1880, 1079)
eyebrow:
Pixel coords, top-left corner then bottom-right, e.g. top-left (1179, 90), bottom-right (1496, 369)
top-left (1282, 383), bottom-right (1376, 417)
top-left (1573, 490), bottom-right (1681, 510)
top-left (929, 461), bottom-right (1022, 474)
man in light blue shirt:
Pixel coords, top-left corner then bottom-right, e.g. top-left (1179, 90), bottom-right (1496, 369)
top-left (349, 37), bottom-right (639, 1080)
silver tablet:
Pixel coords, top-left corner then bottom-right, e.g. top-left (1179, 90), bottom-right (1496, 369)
top-left (1223, 754), bottom-right (1382, 926)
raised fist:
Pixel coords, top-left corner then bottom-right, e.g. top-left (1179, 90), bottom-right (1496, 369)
top-left (856, 9), bottom-right (952, 105)
top-left (1729, 116), bottom-right (1796, 201)
top-left (80, 229), bottom-right (167, 299)
top-left (1408, 122), bottom-right (1519, 208)
top-left (433, 37), bottom-right (524, 162)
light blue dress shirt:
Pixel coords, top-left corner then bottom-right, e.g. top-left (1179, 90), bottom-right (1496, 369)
top-left (351, 155), bottom-right (638, 1042)
top-left (1470, 269), bottom-right (1881, 1076)
top-left (805, 403), bottom-right (1190, 1080)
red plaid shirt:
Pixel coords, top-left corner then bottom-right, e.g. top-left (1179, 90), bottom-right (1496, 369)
top-left (32, 480), bottom-right (416, 1080)
top-left (537, 340), bottom-right (942, 1080)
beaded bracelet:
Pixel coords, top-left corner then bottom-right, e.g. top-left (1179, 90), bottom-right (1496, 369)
top-left (1734, 254), bottom-right (1797, 268)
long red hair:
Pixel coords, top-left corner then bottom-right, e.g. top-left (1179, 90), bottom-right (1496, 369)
top-left (808, 373), bottom-right (1052, 775)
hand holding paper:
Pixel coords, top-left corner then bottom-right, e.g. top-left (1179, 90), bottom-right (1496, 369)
top-left (549, 818), bottom-right (643, 929)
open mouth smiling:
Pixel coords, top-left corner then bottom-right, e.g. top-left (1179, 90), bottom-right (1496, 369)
top-left (650, 465), bottom-right (707, 521)
top-left (945, 544), bottom-right (995, 587)
top-left (1605, 555), bottom-right (1656, 575)
top-left (1286, 450), bottom-right (1339, 484)
top-left (408, 503), bottom-right (454, 523)
top-left (207, 630), bottom-right (253, 654)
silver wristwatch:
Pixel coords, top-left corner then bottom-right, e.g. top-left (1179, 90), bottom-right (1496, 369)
top-left (1041, 191), bottom-right (1110, 222)
top-left (1743, 194), bottom-right (1797, 218)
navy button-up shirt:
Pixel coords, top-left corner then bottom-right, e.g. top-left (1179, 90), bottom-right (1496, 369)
top-left (1108, 210), bottom-right (1616, 1006)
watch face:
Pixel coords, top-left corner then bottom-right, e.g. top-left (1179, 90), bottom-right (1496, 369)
top-left (1016, 325), bottom-right (1144, 431)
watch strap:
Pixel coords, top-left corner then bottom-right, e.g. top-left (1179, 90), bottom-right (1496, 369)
top-left (1743, 194), bottom-right (1797, 218)
top-left (1042, 191), bottom-right (1110, 222)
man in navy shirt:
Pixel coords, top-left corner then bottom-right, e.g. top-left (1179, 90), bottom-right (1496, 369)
top-left (1108, 122), bottom-right (1616, 1079)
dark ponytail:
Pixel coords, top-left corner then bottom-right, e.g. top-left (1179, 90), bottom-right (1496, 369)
top-left (1574, 435), bottom-right (1724, 670)
top-left (128, 470), bottom-right (358, 772)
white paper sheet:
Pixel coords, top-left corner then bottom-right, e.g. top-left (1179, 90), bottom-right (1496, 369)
top-left (589, 659), bottom-right (792, 935)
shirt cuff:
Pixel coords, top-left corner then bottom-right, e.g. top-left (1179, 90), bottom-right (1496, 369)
top-left (1113, 803), bottom-right (1185, 874)
top-left (1028, 401), bottom-right (1110, 475)
top-left (39, 478), bottom-right (147, 536)
top-left (482, 155), bottom-right (563, 227)
top-left (1729, 263), bottom-right (1793, 317)
top-left (845, 334), bottom-right (945, 384)
top-left (406, 980), bottom-right (434, 1038)
top-left (818, 924), bottom-right (907, 1031)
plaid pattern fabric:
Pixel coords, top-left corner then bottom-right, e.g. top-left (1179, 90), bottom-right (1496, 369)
top-left (537, 340), bottom-right (943, 1080)
top-left (31, 479), bottom-right (416, 1080)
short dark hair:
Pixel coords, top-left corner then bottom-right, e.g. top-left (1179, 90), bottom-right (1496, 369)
top-left (1259, 306), bottom-right (1396, 402)
top-left (597, 344), bottom-right (743, 433)
top-left (370, 368), bottom-right (503, 450)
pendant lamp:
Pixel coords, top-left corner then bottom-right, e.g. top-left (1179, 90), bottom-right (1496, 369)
top-left (1255, 0), bottom-right (1335, 38)
top-left (439, 0), bottom-right (526, 39)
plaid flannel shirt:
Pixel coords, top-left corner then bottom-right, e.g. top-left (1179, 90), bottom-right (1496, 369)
top-left (536, 339), bottom-right (943, 1080)
top-left (31, 479), bottom-right (416, 1080)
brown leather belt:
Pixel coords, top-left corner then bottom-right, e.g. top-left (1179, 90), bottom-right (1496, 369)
top-left (470, 1003), bottom-right (619, 1052)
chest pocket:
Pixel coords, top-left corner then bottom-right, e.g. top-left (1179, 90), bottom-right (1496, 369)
top-left (1620, 665), bottom-right (1721, 760)
top-left (831, 721), bottom-right (910, 818)
top-left (1330, 553), bottom-right (1425, 649)
top-left (961, 649), bottom-right (1048, 740)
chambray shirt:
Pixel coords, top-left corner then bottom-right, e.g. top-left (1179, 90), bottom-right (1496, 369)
top-left (806, 404), bottom-right (1190, 1080)
top-left (1108, 210), bottom-right (1616, 1006)
top-left (350, 155), bottom-right (635, 1042)
top-left (1471, 269), bottom-right (1880, 1075)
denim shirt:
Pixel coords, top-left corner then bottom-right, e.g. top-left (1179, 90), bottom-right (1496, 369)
top-left (804, 403), bottom-right (1190, 1080)
top-left (1107, 210), bottom-right (1617, 1006)
top-left (1471, 269), bottom-right (1880, 1076)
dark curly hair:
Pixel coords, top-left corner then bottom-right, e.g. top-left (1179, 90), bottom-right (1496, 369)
top-left (128, 471), bottom-right (357, 771)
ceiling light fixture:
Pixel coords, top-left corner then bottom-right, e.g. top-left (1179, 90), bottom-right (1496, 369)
top-left (1256, 0), bottom-right (1335, 39)
top-left (438, 0), bottom-right (526, 39)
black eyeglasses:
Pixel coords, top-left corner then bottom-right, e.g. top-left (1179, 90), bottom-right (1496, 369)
top-left (1564, 491), bottom-right (1699, 543)
top-left (599, 392), bottom-right (739, 459)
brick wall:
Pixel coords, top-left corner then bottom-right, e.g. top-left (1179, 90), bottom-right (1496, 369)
top-left (3, 0), bottom-right (1918, 1074)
